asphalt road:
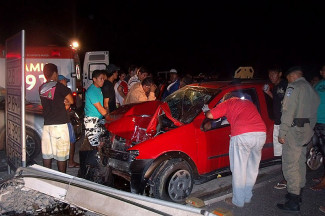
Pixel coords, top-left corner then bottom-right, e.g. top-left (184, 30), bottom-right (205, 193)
top-left (1, 142), bottom-right (325, 216)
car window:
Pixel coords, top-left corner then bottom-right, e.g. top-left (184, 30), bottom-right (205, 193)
top-left (164, 86), bottom-right (220, 124)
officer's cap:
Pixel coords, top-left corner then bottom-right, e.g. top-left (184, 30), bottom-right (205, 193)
top-left (284, 66), bottom-right (304, 77)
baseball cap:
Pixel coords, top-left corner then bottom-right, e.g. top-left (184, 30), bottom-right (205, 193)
top-left (170, 68), bottom-right (177, 73)
top-left (284, 66), bottom-right (303, 77)
top-left (107, 64), bottom-right (120, 73)
top-left (58, 75), bottom-right (70, 82)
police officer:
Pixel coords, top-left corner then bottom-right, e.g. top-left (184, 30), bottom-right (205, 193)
top-left (277, 66), bottom-right (320, 213)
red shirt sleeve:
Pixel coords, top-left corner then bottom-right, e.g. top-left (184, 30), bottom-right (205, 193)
top-left (210, 100), bottom-right (229, 119)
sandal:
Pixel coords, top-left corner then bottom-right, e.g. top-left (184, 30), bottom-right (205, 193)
top-left (320, 206), bottom-right (325, 213)
top-left (274, 182), bottom-right (287, 189)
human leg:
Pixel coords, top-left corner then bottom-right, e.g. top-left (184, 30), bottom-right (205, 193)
top-left (50, 124), bottom-right (70, 173)
top-left (277, 130), bottom-right (303, 212)
top-left (244, 132), bottom-right (266, 203)
top-left (57, 160), bottom-right (67, 173)
top-left (228, 135), bottom-right (250, 207)
top-left (84, 116), bottom-right (103, 147)
top-left (311, 123), bottom-right (325, 191)
top-left (273, 124), bottom-right (287, 189)
top-left (67, 123), bottom-right (79, 168)
top-left (41, 125), bottom-right (53, 169)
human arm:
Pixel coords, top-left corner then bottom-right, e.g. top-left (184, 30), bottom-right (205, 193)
top-left (117, 85), bottom-right (126, 99)
top-left (104, 98), bottom-right (110, 112)
top-left (279, 86), bottom-right (297, 140)
top-left (93, 102), bottom-right (108, 117)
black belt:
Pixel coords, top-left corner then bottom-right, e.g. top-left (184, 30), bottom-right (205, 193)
top-left (291, 118), bottom-right (310, 127)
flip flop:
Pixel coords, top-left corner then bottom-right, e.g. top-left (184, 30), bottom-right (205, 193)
top-left (312, 177), bottom-right (323, 183)
top-left (320, 206), bottom-right (325, 213)
top-left (68, 162), bottom-right (80, 168)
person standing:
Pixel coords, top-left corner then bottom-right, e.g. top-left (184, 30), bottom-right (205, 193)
top-left (125, 64), bottom-right (138, 83)
top-left (310, 64), bottom-right (325, 191)
top-left (277, 66), bottom-right (320, 213)
top-left (102, 64), bottom-right (119, 113)
top-left (114, 70), bottom-right (128, 107)
top-left (124, 77), bottom-right (156, 105)
top-left (204, 93), bottom-right (266, 207)
top-left (127, 66), bottom-right (149, 90)
top-left (58, 75), bottom-right (79, 168)
top-left (263, 66), bottom-right (288, 189)
top-left (84, 70), bottom-right (108, 147)
top-left (39, 63), bottom-right (74, 173)
top-left (162, 68), bottom-right (180, 99)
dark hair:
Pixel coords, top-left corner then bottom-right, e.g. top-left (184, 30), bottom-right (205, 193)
top-left (268, 65), bottom-right (282, 73)
top-left (106, 70), bottom-right (117, 78)
top-left (128, 64), bottom-right (138, 73)
top-left (137, 66), bottom-right (149, 75)
top-left (43, 63), bottom-right (58, 79)
top-left (222, 92), bottom-right (235, 101)
top-left (118, 70), bottom-right (126, 77)
top-left (141, 77), bottom-right (154, 86)
top-left (92, 70), bottom-right (106, 79)
top-left (181, 76), bottom-right (193, 85)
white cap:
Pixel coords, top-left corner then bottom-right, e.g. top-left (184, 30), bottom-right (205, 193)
top-left (170, 68), bottom-right (177, 73)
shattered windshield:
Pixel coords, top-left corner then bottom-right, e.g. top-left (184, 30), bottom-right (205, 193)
top-left (164, 86), bottom-right (220, 124)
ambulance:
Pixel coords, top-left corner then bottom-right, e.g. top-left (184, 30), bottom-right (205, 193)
top-left (0, 45), bottom-right (82, 106)
top-left (0, 45), bottom-right (83, 159)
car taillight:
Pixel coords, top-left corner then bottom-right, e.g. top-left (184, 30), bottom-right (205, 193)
top-left (72, 92), bottom-right (77, 97)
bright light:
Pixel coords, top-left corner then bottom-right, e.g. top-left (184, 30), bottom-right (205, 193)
top-left (70, 41), bottom-right (79, 50)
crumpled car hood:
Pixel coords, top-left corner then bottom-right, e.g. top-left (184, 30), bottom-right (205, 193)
top-left (105, 100), bottom-right (183, 143)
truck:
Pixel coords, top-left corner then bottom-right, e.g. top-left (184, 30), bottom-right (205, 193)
top-left (0, 45), bottom-right (83, 159)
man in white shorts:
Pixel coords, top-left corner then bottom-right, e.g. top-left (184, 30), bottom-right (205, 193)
top-left (39, 63), bottom-right (74, 173)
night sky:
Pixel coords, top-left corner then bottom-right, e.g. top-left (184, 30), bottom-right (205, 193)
top-left (1, 0), bottom-right (324, 80)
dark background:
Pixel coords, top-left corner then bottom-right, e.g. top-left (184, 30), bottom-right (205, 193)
top-left (1, 0), bottom-right (324, 80)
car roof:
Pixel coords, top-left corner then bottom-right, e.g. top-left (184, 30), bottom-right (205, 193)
top-left (188, 79), bottom-right (267, 89)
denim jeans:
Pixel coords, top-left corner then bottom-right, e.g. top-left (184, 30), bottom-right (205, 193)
top-left (229, 132), bottom-right (266, 207)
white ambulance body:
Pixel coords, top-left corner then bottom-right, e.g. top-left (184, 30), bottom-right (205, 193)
top-left (83, 51), bottom-right (109, 89)
top-left (0, 45), bottom-right (82, 106)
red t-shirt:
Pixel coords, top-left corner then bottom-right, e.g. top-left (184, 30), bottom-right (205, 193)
top-left (210, 97), bottom-right (266, 136)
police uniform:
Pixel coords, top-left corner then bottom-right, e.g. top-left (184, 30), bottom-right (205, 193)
top-left (279, 77), bottom-right (320, 196)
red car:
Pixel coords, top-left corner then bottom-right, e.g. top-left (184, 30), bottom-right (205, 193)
top-left (104, 80), bottom-right (275, 202)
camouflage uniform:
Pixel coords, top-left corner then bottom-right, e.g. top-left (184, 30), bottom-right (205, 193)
top-left (279, 77), bottom-right (320, 195)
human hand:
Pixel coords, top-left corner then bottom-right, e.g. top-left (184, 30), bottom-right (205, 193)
top-left (278, 137), bottom-right (285, 144)
top-left (202, 104), bottom-right (210, 113)
top-left (263, 84), bottom-right (271, 95)
top-left (150, 84), bottom-right (157, 92)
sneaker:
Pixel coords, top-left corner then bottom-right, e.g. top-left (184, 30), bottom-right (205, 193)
top-left (274, 180), bottom-right (287, 189)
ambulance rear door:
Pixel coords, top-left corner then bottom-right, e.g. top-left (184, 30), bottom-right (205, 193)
top-left (83, 51), bottom-right (109, 90)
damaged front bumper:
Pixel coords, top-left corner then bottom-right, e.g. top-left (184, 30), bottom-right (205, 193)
top-left (108, 149), bottom-right (153, 194)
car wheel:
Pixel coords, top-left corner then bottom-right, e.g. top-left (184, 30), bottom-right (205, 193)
top-left (152, 158), bottom-right (193, 203)
top-left (26, 128), bottom-right (41, 160)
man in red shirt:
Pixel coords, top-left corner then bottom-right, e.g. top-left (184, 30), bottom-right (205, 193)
top-left (204, 92), bottom-right (266, 207)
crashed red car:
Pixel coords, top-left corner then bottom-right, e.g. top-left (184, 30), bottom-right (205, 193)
top-left (104, 80), bottom-right (275, 202)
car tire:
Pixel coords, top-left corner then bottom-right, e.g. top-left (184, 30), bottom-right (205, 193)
top-left (25, 128), bottom-right (41, 160)
top-left (152, 158), bottom-right (193, 203)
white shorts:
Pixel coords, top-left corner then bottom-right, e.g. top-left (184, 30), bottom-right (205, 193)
top-left (42, 124), bottom-right (70, 161)
top-left (273, 124), bottom-right (283, 156)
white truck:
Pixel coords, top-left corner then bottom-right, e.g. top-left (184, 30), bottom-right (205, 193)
top-left (0, 45), bottom-right (83, 159)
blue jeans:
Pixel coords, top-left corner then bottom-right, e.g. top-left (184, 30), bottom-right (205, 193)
top-left (229, 132), bottom-right (266, 207)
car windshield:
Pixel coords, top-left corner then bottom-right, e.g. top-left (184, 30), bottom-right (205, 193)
top-left (164, 86), bottom-right (220, 124)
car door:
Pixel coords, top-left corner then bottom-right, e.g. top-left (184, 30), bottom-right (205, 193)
top-left (197, 87), bottom-right (261, 174)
